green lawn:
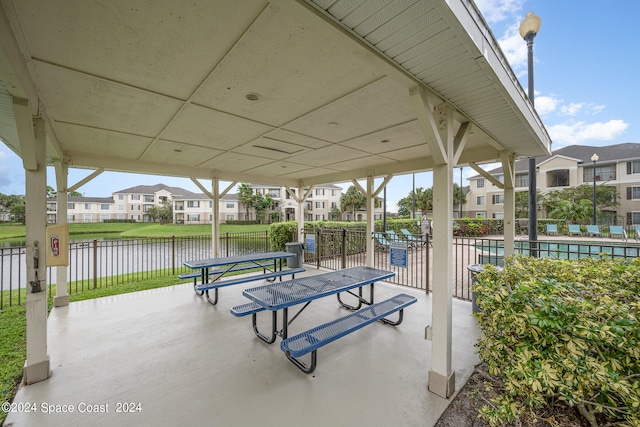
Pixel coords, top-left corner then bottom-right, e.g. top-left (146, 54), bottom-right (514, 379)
top-left (0, 222), bottom-right (270, 240)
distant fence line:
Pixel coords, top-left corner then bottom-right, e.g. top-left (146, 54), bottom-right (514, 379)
top-left (1, 230), bottom-right (639, 310)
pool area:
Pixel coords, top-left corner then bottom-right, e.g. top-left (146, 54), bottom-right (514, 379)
top-left (476, 240), bottom-right (640, 265)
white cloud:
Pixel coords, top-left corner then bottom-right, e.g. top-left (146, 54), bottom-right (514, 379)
top-left (533, 95), bottom-right (559, 115)
top-left (474, 0), bottom-right (524, 23)
top-left (559, 102), bottom-right (606, 117)
top-left (548, 119), bottom-right (629, 148)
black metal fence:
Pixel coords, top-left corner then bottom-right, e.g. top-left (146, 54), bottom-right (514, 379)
top-left (2, 230), bottom-right (639, 310)
top-left (0, 231), bottom-right (270, 309)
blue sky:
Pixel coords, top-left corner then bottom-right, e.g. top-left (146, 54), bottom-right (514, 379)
top-left (0, 0), bottom-right (638, 212)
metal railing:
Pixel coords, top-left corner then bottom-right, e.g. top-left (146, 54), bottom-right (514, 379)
top-left (2, 229), bottom-right (639, 310)
top-left (0, 231), bottom-right (270, 309)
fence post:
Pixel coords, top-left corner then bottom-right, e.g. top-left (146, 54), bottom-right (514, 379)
top-left (341, 228), bottom-right (347, 269)
top-left (265, 230), bottom-right (269, 251)
top-left (225, 232), bottom-right (229, 257)
top-left (425, 234), bottom-right (430, 293)
top-left (316, 228), bottom-right (321, 269)
top-left (171, 235), bottom-right (175, 275)
top-left (93, 239), bottom-right (98, 289)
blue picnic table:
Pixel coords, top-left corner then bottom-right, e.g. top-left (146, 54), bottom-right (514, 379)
top-left (182, 251), bottom-right (303, 305)
top-left (236, 266), bottom-right (417, 373)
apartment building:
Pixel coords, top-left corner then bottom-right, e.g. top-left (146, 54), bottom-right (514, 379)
top-left (46, 182), bottom-right (388, 224)
top-left (466, 143), bottom-right (640, 224)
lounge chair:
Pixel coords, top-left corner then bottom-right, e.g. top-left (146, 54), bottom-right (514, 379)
top-left (567, 224), bottom-right (582, 236)
top-left (586, 225), bottom-right (602, 237)
top-left (385, 230), bottom-right (402, 242)
top-left (635, 225), bottom-right (640, 242)
top-left (609, 226), bottom-right (627, 240)
top-left (517, 219), bottom-right (528, 234)
top-left (545, 224), bottom-right (558, 236)
top-left (400, 228), bottom-right (430, 247)
top-left (373, 232), bottom-right (390, 251)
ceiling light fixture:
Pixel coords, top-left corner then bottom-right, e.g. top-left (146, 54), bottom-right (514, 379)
top-left (245, 92), bottom-right (261, 101)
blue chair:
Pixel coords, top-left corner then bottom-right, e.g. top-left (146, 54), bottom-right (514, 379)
top-left (567, 224), bottom-right (582, 236)
top-left (400, 228), bottom-right (429, 247)
top-left (609, 226), bottom-right (626, 240)
top-left (373, 232), bottom-right (390, 251)
top-left (545, 224), bottom-right (558, 236)
top-left (586, 225), bottom-right (602, 237)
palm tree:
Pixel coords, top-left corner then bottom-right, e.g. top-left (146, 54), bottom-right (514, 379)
top-left (340, 186), bottom-right (366, 220)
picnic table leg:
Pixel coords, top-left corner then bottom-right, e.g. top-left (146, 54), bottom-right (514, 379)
top-left (204, 288), bottom-right (219, 305)
top-left (194, 269), bottom-right (205, 296)
top-left (252, 310), bottom-right (278, 344)
top-left (285, 350), bottom-right (318, 374)
top-left (379, 308), bottom-right (406, 326)
top-left (337, 283), bottom-right (374, 310)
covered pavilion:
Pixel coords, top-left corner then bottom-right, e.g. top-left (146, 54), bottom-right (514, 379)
top-left (0, 0), bottom-right (550, 405)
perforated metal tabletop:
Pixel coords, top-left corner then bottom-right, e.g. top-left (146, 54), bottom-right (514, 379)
top-left (243, 266), bottom-right (395, 311)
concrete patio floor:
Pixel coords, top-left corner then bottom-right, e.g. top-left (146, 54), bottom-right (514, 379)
top-left (6, 269), bottom-right (480, 427)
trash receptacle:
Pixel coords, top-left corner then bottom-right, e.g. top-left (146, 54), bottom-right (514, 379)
top-left (468, 264), bottom-right (503, 313)
top-left (285, 242), bottom-right (304, 268)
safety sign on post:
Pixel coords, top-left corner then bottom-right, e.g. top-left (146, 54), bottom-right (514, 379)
top-left (389, 241), bottom-right (408, 268)
top-left (46, 223), bottom-right (69, 266)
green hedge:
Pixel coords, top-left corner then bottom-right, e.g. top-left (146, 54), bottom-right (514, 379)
top-left (473, 256), bottom-right (640, 426)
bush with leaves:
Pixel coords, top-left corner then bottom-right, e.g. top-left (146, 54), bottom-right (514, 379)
top-left (473, 255), bottom-right (640, 427)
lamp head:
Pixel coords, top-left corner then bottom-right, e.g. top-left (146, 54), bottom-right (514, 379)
top-left (591, 153), bottom-right (599, 162)
top-left (519, 12), bottom-right (541, 39)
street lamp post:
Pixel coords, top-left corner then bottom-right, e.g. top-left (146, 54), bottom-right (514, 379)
top-left (519, 12), bottom-right (541, 257)
top-left (591, 153), bottom-right (599, 225)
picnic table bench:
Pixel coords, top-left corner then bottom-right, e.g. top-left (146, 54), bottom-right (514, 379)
top-left (182, 252), bottom-right (304, 305)
top-left (235, 266), bottom-right (416, 373)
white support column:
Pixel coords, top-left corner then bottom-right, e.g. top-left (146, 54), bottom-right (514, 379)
top-left (365, 176), bottom-right (374, 267)
top-left (286, 184), bottom-right (313, 242)
top-left (411, 87), bottom-right (458, 398)
top-left (24, 117), bottom-right (50, 384)
top-left (501, 153), bottom-right (516, 257)
top-left (212, 177), bottom-right (220, 258)
top-left (54, 160), bottom-right (69, 307)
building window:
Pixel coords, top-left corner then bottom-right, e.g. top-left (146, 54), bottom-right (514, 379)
top-left (188, 201), bottom-right (200, 208)
top-left (493, 194), bottom-right (504, 204)
top-left (315, 188), bottom-right (325, 196)
top-left (226, 203), bottom-right (234, 208)
top-left (67, 203), bottom-right (75, 209)
top-left (144, 205), bottom-right (153, 212)
top-left (315, 201), bottom-right (325, 209)
top-left (332, 189), bottom-right (338, 196)
top-left (131, 215), bottom-right (140, 221)
top-left (83, 214), bottom-right (92, 222)
top-left (131, 195), bottom-right (140, 200)
top-left (331, 202), bottom-right (337, 208)
top-left (118, 214), bottom-right (125, 220)
top-left (100, 214), bottom-right (110, 220)
top-left (101, 204), bottom-right (110, 210)
top-left (631, 212), bottom-right (640, 224)
top-left (118, 194), bottom-right (124, 200)
top-left (515, 174), bottom-right (529, 188)
top-left (476, 196), bottom-right (485, 206)
top-left (118, 205), bottom-right (124, 211)
top-left (143, 195), bottom-right (154, 203)
top-left (315, 214), bottom-right (325, 220)
top-left (476, 179), bottom-right (484, 188)
top-left (584, 164), bottom-right (616, 182)
top-left (209, 201), bottom-right (212, 208)
top-left (226, 214), bottom-right (234, 221)
top-left (495, 175), bottom-right (504, 184)
top-left (84, 203), bottom-right (91, 210)
top-left (188, 214), bottom-right (199, 222)
top-left (132, 205), bottom-right (140, 211)
top-left (67, 215), bottom-right (74, 222)
top-left (629, 160), bottom-right (640, 174)
top-left (629, 186), bottom-right (640, 200)
top-left (493, 212), bottom-right (504, 219)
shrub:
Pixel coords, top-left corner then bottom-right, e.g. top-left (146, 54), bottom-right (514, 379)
top-left (473, 256), bottom-right (640, 427)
